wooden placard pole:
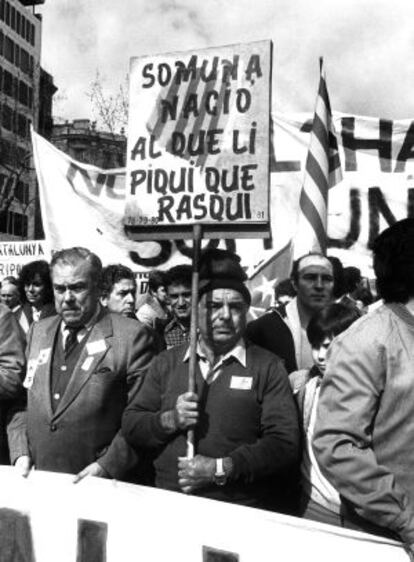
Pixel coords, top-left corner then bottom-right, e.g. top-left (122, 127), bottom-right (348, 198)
top-left (186, 223), bottom-right (203, 459)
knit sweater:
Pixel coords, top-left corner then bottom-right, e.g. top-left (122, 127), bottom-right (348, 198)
top-left (122, 341), bottom-right (300, 511)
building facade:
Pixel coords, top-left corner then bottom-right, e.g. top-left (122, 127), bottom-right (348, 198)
top-left (51, 119), bottom-right (127, 169)
top-left (0, 0), bottom-right (49, 241)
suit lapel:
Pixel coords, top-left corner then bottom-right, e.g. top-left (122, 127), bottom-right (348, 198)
top-left (33, 317), bottom-right (61, 420)
top-left (52, 311), bottom-right (113, 419)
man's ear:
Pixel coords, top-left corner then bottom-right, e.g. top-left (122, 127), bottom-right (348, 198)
top-left (100, 296), bottom-right (108, 307)
top-left (291, 277), bottom-right (298, 293)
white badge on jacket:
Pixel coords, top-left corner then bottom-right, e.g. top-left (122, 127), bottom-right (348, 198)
top-left (23, 348), bottom-right (51, 389)
top-left (230, 376), bottom-right (253, 390)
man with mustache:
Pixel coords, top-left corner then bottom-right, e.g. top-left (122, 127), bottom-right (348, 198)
top-left (12, 247), bottom-right (154, 482)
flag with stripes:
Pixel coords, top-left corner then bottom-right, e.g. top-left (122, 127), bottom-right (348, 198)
top-left (294, 59), bottom-right (342, 258)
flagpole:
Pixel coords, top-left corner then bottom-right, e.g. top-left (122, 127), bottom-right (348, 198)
top-left (186, 223), bottom-right (202, 459)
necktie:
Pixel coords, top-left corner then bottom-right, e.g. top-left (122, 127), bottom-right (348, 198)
top-left (64, 325), bottom-right (83, 357)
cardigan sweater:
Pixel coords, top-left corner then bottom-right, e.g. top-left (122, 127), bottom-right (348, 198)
top-left (123, 341), bottom-right (300, 511)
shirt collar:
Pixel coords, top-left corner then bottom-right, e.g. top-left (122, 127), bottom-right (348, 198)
top-left (183, 337), bottom-right (247, 367)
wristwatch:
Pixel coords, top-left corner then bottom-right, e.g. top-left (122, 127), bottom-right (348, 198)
top-left (213, 458), bottom-right (227, 486)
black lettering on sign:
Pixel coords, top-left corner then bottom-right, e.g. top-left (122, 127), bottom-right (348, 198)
top-left (341, 117), bottom-right (393, 172)
top-left (128, 241), bottom-right (172, 268)
top-left (77, 519), bottom-right (107, 562)
top-left (0, 508), bottom-right (35, 562)
top-left (328, 188), bottom-right (361, 249)
top-left (407, 188), bottom-right (414, 218)
top-left (367, 187), bottom-right (397, 249)
top-left (395, 122), bottom-right (414, 172)
top-left (203, 545), bottom-right (239, 562)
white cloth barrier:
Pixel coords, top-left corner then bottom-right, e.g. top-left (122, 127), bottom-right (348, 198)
top-left (0, 467), bottom-right (407, 561)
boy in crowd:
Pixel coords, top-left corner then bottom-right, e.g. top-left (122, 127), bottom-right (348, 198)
top-left (289, 303), bottom-right (360, 526)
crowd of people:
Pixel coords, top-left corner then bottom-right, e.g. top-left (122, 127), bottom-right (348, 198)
top-left (0, 219), bottom-right (413, 557)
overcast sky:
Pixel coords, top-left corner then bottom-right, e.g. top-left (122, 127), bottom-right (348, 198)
top-left (37, 0), bottom-right (414, 127)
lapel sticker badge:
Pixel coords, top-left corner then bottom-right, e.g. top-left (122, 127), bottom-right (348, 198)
top-left (86, 339), bottom-right (107, 355)
top-left (23, 358), bottom-right (38, 389)
top-left (230, 376), bottom-right (253, 390)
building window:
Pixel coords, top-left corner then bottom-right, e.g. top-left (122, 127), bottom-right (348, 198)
top-left (30, 22), bottom-right (35, 46)
top-left (16, 10), bottom-right (20, 34)
top-left (2, 103), bottom-right (13, 131)
top-left (0, 29), bottom-right (3, 55)
top-left (20, 14), bottom-right (25, 39)
top-left (19, 47), bottom-right (29, 74)
top-left (25, 18), bottom-right (30, 42)
top-left (10, 5), bottom-right (15, 30)
top-left (4, 36), bottom-right (14, 64)
top-left (2, 68), bottom-right (13, 96)
top-left (14, 43), bottom-right (19, 67)
top-left (17, 113), bottom-right (28, 138)
top-left (5, 1), bottom-right (9, 25)
top-left (18, 80), bottom-right (29, 106)
top-left (0, 0), bottom-right (4, 21)
top-left (0, 210), bottom-right (28, 238)
top-left (15, 181), bottom-right (29, 205)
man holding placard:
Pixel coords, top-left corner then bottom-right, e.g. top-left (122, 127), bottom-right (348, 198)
top-left (122, 249), bottom-right (300, 513)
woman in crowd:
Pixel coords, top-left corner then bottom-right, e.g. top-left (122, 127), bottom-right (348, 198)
top-left (16, 260), bottom-right (56, 333)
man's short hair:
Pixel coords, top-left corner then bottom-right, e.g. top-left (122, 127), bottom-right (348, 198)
top-left (343, 266), bottom-right (362, 294)
top-left (307, 303), bottom-right (361, 348)
top-left (101, 264), bottom-right (136, 299)
top-left (167, 264), bottom-right (192, 288)
top-left (148, 269), bottom-right (169, 293)
top-left (2, 276), bottom-right (18, 286)
top-left (50, 247), bottom-right (102, 289)
top-left (274, 278), bottom-right (296, 300)
top-left (18, 259), bottom-right (54, 304)
top-left (373, 218), bottom-right (414, 303)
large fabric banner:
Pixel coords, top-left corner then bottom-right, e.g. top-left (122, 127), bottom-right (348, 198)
top-left (32, 112), bottom-right (414, 294)
top-left (0, 467), bottom-right (406, 562)
top-left (272, 112), bottom-right (414, 276)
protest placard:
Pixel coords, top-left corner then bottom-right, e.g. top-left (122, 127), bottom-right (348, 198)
top-left (125, 40), bottom-right (272, 238)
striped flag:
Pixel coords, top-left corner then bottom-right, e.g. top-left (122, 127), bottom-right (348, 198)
top-left (294, 59), bottom-right (342, 258)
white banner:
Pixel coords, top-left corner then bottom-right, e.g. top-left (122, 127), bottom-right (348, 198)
top-left (32, 113), bottom-right (414, 282)
top-left (0, 467), bottom-right (406, 562)
top-left (0, 240), bottom-right (50, 281)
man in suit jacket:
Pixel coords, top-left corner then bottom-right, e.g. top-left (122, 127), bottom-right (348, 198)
top-left (0, 302), bottom-right (26, 464)
top-left (12, 247), bottom-right (154, 482)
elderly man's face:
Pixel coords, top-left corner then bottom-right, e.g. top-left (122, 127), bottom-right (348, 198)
top-left (294, 265), bottom-right (334, 312)
top-left (52, 260), bottom-right (100, 327)
top-left (0, 283), bottom-right (20, 309)
top-left (198, 288), bottom-right (248, 352)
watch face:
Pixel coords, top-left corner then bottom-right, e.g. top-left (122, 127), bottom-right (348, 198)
top-left (214, 473), bottom-right (227, 486)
